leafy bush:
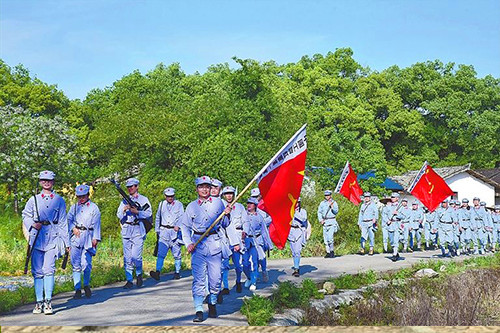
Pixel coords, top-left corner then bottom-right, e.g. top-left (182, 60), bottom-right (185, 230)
top-left (240, 295), bottom-right (275, 326)
top-left (329, 270), bottom-right (378, 289)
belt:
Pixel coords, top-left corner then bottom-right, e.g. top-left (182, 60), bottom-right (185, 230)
top-left (194, 229), bottom-right (218, 236)
top-left (248, 233), bottom-right (261, 238)
top-left (39, 221), bottom-right (57, 226)
top-left (291, 225), bottom-right (301, 229)
top-left (362, 219), bottom-right (372, 222)
top-left (75, 225), bottom-right (93, 231)
top-left (124, 221), bottom-right (140, 226)
top-left (160, 225), bottom-right (175, 229)
top-left (462, 219), bottom-right (470, 221)
top-left (235, 227), bottom-right (243, 230)
top-left (441, 221), bottom-right (453, 224)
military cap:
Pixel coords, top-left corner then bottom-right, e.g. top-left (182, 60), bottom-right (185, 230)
top-left (251, 188), bottom-right (261, 197)
top-left (75, 184), bottom-right (90, 196)
top-left (221, 186), bottom-right (236, 195)
top-left (125, 178), bottom-right (140, 187)
top-left (494, 205), bottom-right (500, 211)
top-left (401, 198), bottom-right (408, 202)
top-left (449, 201), bottom-right (456, 205)
top-left (473, 197), bottom-right (480, 201)
top-left (298, 197), bottom-right (302, 202)
top-left (442, 199), bottom-right (449, 203)
top-left (480, 201), bottom-right (486, 206)
top-left (412, 200), bottom-right (419, 205)
top-left (211, 178), bottom-right (223, 187)
top-left (455, 200), bottom-right (461, 205)
top-left (163, 187), bottom-right (175, 196)
top-left (324, 190), bottom-right (332, 196)
top-left (364, 192), bottom-right (371, 197)
top-left (195, 176), bottom-right (212, 186)
top-left (247, 197), bottom-right (259, 205)
top-left (391, 192), bottom-right (400, 198)
top-left (462, 198), bottom-right (469, 203)
top-left (39, 170), bottom-right (55, 180)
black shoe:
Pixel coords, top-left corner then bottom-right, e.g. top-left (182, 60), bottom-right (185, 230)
top-left (217, 292), bottom-right (223, 304)
top-left (208, 304), bottom-right (217, 318)
top-left (236, 282), bottom-right (242, 293)
top-left (221, 288), bottom-right (230, 295)
top-left (136, 274), bottom-right (143, 287)
top-left (324, 252), bottom-right (331, 258)
top-left (330, 251), bottom-right (335, 258)
top-left (150, 270), bottom-right (160, 281)
top-left (292, 269), bottom-right (300, 277)
top-left (123, 281), bottom-right (133, 289)
top-left (73, 289), bottom-right (82, 299)
top-left (174, 272), bottom-right (180, 280)
top-left (84, 285), bottom-right (92, 298)
top-left (193, 311), bottom-right (204, 323)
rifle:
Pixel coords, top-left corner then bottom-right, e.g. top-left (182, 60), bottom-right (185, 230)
top-left (110, 179), bottom-right (152, 233)
top-left (24, 192), bottom-right (41, 275)
top-left (61, 250), bottom-right (69, 269)
top-left (153, 202), bottom-right (162, 257)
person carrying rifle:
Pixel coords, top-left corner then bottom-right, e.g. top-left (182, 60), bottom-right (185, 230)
top-left (317, 190), bottom-right (339, 258)
top-left (68, 184), bottom-right (101, 299)
top-left (22, 170), bottom-right (69, 315)
top-left (150, 187), bottom-right (184, 281)
top-left (116, 177), bottom-right (152, 289)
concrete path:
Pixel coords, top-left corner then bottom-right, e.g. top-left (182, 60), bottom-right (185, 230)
top-left (0, 249), bottom-right (477, 326)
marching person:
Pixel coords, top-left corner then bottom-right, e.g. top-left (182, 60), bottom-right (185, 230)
top-left (180, 176), bottom-right (238, 322)
top-left (220, 186), bottom-right (247, 295)
top-left (288, 197), bottom-right (308, 276)
top-left (398, 198), bottom-right (412, 253)
top-left (451, 200), bottom-right (461, 255)
top-left (150, 187), bottom-right (184, 281)
top-left (408, 201), bottom-right (424, 251)
top-left (435, 199), bottom-right (456, 257)
top-left (317, 190), bottom-right (339, 258)
top-left (250, 188), bottom-right (272, 282)
top-left (492, 205), bottom-right (500, 252)
top-left (242, 197), bottom-right (273, 290)
top-left (458, 198), bottom-right (472, 254)
top-left (386, 193), bottom-right (402, 261)
top-left (22, 170), bottom-right (69, 315)
top-left (68, 184), bottom-right (101, 299)
top-left (471, 197), bottom-right (487, 254)
top-left (381, 199), bottom-right (391, 253)
top-left (211, 179), bottom-right (223, 198)
top-left (357, 193), bottom-right (378, 255)
top-left (116, 177), bottom-right (152, 289)
top-left (423, 207), bottom-right (438, 250)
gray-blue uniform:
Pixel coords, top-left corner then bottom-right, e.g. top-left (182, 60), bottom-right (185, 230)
top-left (381, 201), bottom-right (395, 253)
top-left (492, 206), bottom-right (500, 249)
top-left (398, 200), bottom-right (412, 251)
top-left (180, 176), bottom-right (237, 315)
top-left (221, 186), bottom-right (248, 291)
top-left (116, 178), bottom-right (152, 284)
top-left (22, 171), bottom-right (69, 310)
top-left (385, 195), bottom-right (403, 258)
top-left (68, 185), bottom-right (101, 294)
top-left (424, 209), bottom-right (438, 249)
top-left (481, 202), bottom-right (494, 250)
top-left (288, 199), bottom-right (308, 272)
top-left (250, 187), bottom-right (273, 282)
top-left (451, 201), bottom-right (461, 251)
top-left (243, 197), bottom-right (273, 289)
top-left (435, 201), bottom-right (456, 256)
top-left (408, 203), bottom-right (423, 250)
top-left (357, 193), bottom-right (378, 251)
top-left (317, 190), bottom-right (339, 255)
top-left (457, 200), bottom-right (472, 252)
top-left (154, 188), bottom-right (184, 276)
top-left (471, 203), bottom-right (487, 254)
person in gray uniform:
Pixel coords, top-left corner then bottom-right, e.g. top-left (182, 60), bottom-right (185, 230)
top-left (398, 198), bottom-right (412, 253)
top-left (68, 184), bottom-right (101, 299)
top-left (492, 205), bottom-right (500, 252)
top-left (288, 197), bottom-right (308, 276)
top-left (435, 200), bottom-right (456, 257)
top-left (408, 201), bottom-right (424, 251)
top-left (317, 190), bottom-right (339, 258)
top-left (423, 207), bottom-right (438, 250)
top-left (357, 192), bottom-right (378, 255)
top-left (471, 197), bottom-right (487, 254)
top-left (150, 187), bottom-right (184, 281)
top-left (458, 198), bottom-right (472, 255)
top-left (22, 170), bottom-right (69, 315)
top-left (116, 177), bottom-right (152, 289)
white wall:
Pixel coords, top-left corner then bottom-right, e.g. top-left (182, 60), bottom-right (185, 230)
top-left (398, 172), bottom-right (495, 207)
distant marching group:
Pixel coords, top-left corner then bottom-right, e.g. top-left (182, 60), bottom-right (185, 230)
top-left (21, 170), bottom-right (500, 321)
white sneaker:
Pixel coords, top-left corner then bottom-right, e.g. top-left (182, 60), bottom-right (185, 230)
top-left (249, 284), bottom-right (257, 291)
top-left (262, 272), bottom-right (269, 283)
top-left (457, 249), bottom-right (461, 256)
top-left (32, 302), bottom-right (43, 314)
top-left (44, 300), bottom-right (53, 315)
top-left (244, 280), bottom-right (251, 288)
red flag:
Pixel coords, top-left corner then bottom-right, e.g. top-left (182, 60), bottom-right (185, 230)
top-left (256, 124), bottom-right (307, 249)
top-left (335, 161), bottom-right (363, 205)
top-left (408, 161), bottom-right (454, 212)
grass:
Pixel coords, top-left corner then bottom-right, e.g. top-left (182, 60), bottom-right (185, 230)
top-left (327, 270), bottom-right (378, 290)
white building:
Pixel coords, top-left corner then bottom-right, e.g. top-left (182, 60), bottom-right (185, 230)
top-left (389, 164), bottom-right (500, 207)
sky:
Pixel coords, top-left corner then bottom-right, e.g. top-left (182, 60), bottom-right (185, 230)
top-left (1, 0), bottom-right (499, 100)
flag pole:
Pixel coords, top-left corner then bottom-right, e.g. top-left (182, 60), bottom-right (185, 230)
top-left (407, 161), bottom-right (428, 193)
top-left (192, 124), bottom-right (307, 250)
top-left (334, 161), bottom-right (350, 193)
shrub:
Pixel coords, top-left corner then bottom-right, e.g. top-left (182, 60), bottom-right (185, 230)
top-left (241, 295), bottom-right (275, 326)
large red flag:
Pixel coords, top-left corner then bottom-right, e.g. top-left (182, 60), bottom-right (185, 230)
top-left (335, 161), bottom-right (363, 205)
top-left (256, 124), bottom-right (307, 249)
top-left (408, 161), bottom-right (454, 212)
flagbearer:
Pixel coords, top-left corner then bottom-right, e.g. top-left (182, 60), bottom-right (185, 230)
top-left (357, 192), bottom-right (378, 255)
top-left (180, 176), bottom-right (237, 322)
top-left (68, 184), bottom-right (101, 299)
top-left (288, 197), bottom-right (308, 276)
top-left (151, 187), bottom-right (184, 281)
top-left (317, 190), bottom-right (339, 258)
top-left (22, 170), bottom-right (69, 315)
top-left (116, 178), bottom-right (152, 289)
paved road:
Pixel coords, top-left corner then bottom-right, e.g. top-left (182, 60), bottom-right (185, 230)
top-left (0, 250), bottom-right (477, 326)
